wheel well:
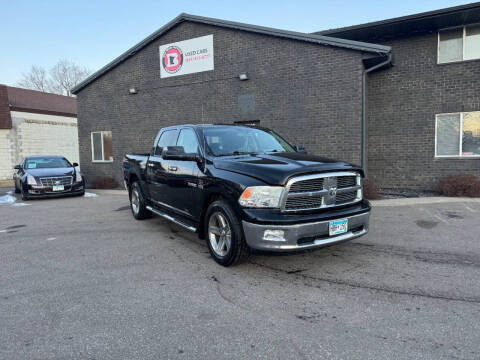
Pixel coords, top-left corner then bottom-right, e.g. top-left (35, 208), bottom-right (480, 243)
top-left (128, 174), bottom-right (139, 189)
top-left (198, 193), bottom-right (224, 239)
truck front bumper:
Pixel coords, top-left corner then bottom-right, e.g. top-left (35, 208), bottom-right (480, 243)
top-left (242, 211), bottom-right (369, 251)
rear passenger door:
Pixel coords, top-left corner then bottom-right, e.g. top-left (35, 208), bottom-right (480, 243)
top-left (146, 129), bottom-right (178, 206)
top-left (166, 128), bottom-right (203, 220)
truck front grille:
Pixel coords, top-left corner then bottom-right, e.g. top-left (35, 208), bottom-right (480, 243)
top-left (40, 176), bottom-right (73, 187)
top-left (281, 172), bottom-right (361, 212)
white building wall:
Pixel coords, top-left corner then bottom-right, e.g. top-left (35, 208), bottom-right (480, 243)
top-left (0, 111), bottom-right (79, 181)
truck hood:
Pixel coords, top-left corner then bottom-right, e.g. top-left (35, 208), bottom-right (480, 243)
top-left (213, 152), bottom-right (362, 185)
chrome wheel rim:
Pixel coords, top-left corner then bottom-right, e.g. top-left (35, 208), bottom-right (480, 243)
top-left (131, 188), bottom-right (139, 214)
top-left (208, 212), bottom-right (231, 257)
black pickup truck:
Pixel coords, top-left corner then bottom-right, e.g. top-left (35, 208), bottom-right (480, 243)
top-left (123, 124), bottom-right (370, 266)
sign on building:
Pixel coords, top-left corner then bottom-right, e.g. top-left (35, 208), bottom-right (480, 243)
top-left (159, 35), bottom-right (214, 78)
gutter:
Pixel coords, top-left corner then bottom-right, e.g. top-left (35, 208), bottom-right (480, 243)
top-left (361, 53), bottom-right (392, 175)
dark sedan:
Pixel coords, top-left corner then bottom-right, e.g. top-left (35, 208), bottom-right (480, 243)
top-left (13, 156), bottom-right (85, 200)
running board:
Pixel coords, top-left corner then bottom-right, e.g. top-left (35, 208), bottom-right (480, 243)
top-left (146, 206), bottom-right (197, 232)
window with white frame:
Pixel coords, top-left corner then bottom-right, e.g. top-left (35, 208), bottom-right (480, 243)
top-left (438, 24), bottom-right (480, 63)
top-left (436, 112), bottom-right (480, 157)
top-left (91, 131), bottom-right (113, 162)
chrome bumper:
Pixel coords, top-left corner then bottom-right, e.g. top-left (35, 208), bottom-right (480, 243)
top-left (242, 211), bottom-right (369, 251)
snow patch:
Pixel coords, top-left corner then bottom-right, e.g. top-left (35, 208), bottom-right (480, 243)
top-left (11, 202), bottom-right (31, 207)
top-left (84, 192), bottom-right (98, 198)
top-left (0, 194), bottom-right (17, 205)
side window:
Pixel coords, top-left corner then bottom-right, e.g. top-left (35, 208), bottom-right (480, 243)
top-left (154, 130), bottom-right (178, 156)
top-left (177, 129), bottom-right (199, 154)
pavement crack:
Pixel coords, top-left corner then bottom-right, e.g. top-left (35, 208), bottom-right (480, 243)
top-left (250, 261), bottom-right (480, 305)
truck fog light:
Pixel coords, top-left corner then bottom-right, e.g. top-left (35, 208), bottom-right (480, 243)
top-left (263, 230), bottom-right (285, 242)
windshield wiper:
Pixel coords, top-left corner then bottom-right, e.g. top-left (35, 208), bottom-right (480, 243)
top-left (216, 151), bottom-right (257, 157)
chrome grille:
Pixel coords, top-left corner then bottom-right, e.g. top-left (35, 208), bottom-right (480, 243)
top-left (40, 176), bottom-right (73, 187)
top-left (282, 172), bottom-right (361, 212)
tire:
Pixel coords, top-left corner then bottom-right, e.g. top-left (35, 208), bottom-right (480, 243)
top-left (205, 200), bottom-right (249, 266)
top-left (20, 186), bottom-right (29, 201)
top-left (78, 191), bottom-right (85, 197)
top-left (129, 182), bottom-right (152, 220)
top-left (14, 182), bottom-right (20, 194)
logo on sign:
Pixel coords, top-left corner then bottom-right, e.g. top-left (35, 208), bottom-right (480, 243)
top-left (162, 45), bottom-right (183, 74)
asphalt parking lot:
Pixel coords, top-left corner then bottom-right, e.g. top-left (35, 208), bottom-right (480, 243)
top-left (1, 189), bottom-right (479, 360)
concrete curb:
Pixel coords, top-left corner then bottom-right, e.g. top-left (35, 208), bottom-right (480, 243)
top-left (371, 196), bottom-right (480, 207)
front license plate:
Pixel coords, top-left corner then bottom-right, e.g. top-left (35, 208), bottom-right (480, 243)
top-left (52, 185), bottom-right (64, 191)
top-left (329, 219), bottom-right (348, 236)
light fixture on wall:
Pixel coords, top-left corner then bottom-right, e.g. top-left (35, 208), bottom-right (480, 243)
top-left (129, 87), bottom-right (138, 94)
top-left (238, 72), bottom-right (248, 81)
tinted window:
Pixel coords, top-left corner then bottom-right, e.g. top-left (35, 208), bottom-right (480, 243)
top-left (177, 129), bottom-right (199, 154)
top-left (155, 130), bottom-right (178, 155)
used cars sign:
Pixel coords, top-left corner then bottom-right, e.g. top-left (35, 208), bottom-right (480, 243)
top-left (159, 35), bottom-right (214, 78)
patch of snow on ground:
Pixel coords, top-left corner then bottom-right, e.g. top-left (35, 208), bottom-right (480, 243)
top-left (0, 194), bottom-right (17, 205)
top-left (84, 192), bottom-right (98, 198)
top-left (11, 202), bottom-right (31, 207)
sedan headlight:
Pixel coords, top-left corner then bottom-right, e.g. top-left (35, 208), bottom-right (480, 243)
top-left (239, 186), bottom-right (284, 208)
top-left (75, 171), bottom-right (83, 182)
top-left (27, 174), bottom-right (37, 185)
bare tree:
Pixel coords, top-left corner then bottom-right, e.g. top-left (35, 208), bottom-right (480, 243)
top-left (50, 59), bottom-right (91, 97)
top-left (17, 65), bottom-right (51, 93)
top-left (17, 60), bottom-right (91, 97)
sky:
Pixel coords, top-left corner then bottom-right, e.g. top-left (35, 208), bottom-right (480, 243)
top-left (0, 0), bottom-right (474, 86)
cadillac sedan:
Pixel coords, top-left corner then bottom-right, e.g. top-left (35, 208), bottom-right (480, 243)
top-left (13, 156), bottom-right (85, 200)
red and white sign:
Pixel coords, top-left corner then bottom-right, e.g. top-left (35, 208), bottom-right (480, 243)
top-left (160, 35), bottom-right (214, 78)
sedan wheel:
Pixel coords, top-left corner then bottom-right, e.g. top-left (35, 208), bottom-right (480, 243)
top-left (131, 188), bottom-right (140, 215)
top-left (208, 211), bottom-right (232, 257)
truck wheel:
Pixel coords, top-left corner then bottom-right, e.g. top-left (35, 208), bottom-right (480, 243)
top-left (14, 183), bottom-right (20, 194)
top-left (20, 187), bottom-right (29, 201)
top-left (130, 182), bottom-right (152, 220)
top-left (205, 200), bottom-right (249, 266)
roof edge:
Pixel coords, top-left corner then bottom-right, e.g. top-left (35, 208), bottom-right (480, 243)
top-left (315, 1), bottom-right (480, 36)
top-left (72, 13), bottom-right (390, 94)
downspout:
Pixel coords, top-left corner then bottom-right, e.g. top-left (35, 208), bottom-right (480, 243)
top-left (361, 53), bottom-right (392, 175)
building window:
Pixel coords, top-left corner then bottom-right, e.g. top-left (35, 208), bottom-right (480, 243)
top-left (438, 24), bottom-right (480, 63)
top-left (91, 131), bottom-right (113, 162)
top-left (436, 112), bottom-right (480, 157)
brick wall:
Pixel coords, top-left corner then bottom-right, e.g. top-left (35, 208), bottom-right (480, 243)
top-left (0, 85), bottom-right (11, 129)
top-left (366, 33), bottom-right (480, 191)
top-left (76, 21), bottom-right (365, 185)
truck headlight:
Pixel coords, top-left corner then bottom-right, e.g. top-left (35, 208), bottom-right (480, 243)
top-left (27, 174), bottom-right (37, 185)
top-left (75, 171), bottom-right (83, 182)
top-left (239, 186), bottom-right (284, 208)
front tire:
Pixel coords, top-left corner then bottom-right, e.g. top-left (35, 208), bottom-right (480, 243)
top-left (205, 200), bottom-right (249, 266)
top-left (14, 182), bottom-right (20, 194)
top-left (129, 182), bottom-right (151, 220)
top-left (20, 186), bottom-right (29, 201)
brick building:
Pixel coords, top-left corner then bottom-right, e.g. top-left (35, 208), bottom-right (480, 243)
top-left (0, 85), bottom-right (78, 183)
top-left (72, 3), bottom-right (480, 191)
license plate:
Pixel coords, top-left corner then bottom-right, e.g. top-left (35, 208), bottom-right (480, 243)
top-left (329, 218), bottom-right (348, 236)
top-left (52, 185), bottom-right (64, 191)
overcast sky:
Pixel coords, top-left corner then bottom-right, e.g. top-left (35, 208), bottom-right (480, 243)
top-left (0, 0), bottom-right (474, 87)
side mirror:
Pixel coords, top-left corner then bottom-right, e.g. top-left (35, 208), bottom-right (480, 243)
top-left (14, 165), bottom-right (22, 170)
top-left (162, 146), bottom-right (201, 162)
top-left (294, 144), bottom-right (307, 153)
top-left (72, 162), bottom-right (79, 167)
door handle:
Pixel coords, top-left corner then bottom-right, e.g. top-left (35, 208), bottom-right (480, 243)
top-left (168, 165), bottom-right (178, 172)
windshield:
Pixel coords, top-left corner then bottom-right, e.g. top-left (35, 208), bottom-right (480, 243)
top-left (201, 126), bottom-right (295, 156)
top-left (25, 157), bottom-right (72, 169)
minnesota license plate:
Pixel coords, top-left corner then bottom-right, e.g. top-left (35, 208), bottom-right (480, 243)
top-left (329, 219), bottom-right (348, 236)
top-left (52, 185), bottom-right (64, 191)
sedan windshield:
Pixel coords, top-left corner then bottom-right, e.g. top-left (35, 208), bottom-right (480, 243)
top-left (201, 126), bottom-right (295, 156)
top-left (25, 157), bottom-right (72, 169)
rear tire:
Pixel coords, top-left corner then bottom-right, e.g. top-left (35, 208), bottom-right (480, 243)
top-left (129, 182), bottom-right (152, 220)
top-left (205, 200), bottom-right (249, 266)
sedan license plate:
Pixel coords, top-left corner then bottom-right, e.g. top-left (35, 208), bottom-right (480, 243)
top-left (329, 218), bottom-right (348, 236)
top-left (52, 185), bottom-right (64, 191)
